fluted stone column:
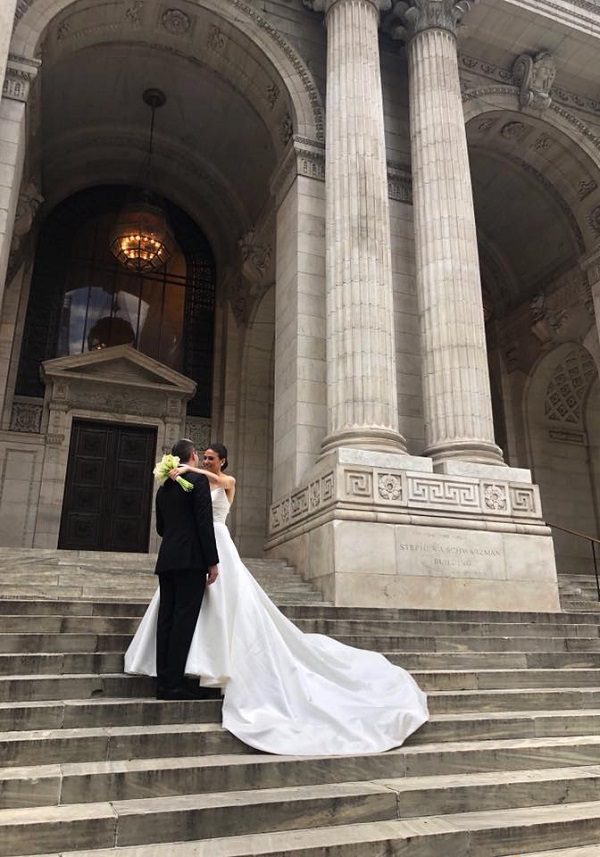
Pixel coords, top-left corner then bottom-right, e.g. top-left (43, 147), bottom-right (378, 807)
top-left (389, 0), bottom-right (503, 465)
top-left (304, 0), bottom-right (406, 454)
top-left (0, 0), bottom-right (16, 98)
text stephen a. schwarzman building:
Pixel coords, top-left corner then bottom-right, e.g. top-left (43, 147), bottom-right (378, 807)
top-left (0, 0), bottom-right (599, 612)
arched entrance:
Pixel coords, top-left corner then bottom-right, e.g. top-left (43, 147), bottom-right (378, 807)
top-left (2, 0), bottom-right (325, 552)
top-left (464, 104), bottom-right (600, 579)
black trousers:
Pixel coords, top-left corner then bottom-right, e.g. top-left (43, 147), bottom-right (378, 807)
top-left (156, 569), bottom-right (206, 690)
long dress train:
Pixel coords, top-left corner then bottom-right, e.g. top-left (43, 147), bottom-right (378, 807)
top-left (125, 487), bottom-right (428, 755)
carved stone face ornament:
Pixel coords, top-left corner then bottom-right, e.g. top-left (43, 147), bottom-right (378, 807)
top-left (512, 50), bottom-right (556, 113)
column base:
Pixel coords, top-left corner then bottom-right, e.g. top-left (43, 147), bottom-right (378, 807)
top-left (320, 427), bottom-right (407, 456)
top-left (266, 447), bottom-right (560, 613)
top-left (425, 439), bottom-right (505, 467)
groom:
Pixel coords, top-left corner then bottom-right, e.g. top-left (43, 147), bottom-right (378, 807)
top-left (155, 438), bottom-right (219, 700)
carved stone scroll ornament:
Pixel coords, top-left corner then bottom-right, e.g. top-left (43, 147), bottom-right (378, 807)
top-left (10, 183), bottom-right (44, 256)
top-left (7, 181), bottom-right (44, 282)
top-left (226, 228), bottom-right (274, 326)
top-left (512, 51), bottom-right (556, 113)
top-left (383, 0), bottom-right (478, 41)
top-left (238, 228), bottom-right (273, 282)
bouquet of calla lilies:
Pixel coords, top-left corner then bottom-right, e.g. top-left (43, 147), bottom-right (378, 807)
top-left (153, 454), bottom-right (194, 492)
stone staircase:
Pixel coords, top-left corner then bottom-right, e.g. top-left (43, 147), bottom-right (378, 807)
top-left (0, 547), bottom-right (323, 604)
top-left (3, 587), bottom-right (600, 856)
top-left (558, 572), bottom-right (600, 613)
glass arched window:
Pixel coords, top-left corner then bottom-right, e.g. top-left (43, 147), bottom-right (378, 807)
top-left (16, 186), bottom-right (215, 416)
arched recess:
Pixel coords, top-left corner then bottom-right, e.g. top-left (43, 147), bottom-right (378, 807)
top-left (232, 284), bottom-right (275, 556)
top-left (526, 343), bottom-right (600, 577)
top-left (11, 0), bottom-right (324, 144)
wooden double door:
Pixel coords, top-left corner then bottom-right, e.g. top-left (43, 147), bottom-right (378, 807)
top-left (59, 420), bottom-right (156, 552)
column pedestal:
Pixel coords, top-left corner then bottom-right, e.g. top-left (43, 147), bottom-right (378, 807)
top-left (266, 450), bottom-right (560, 612)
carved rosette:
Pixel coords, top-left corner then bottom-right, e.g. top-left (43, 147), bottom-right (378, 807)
top-left (161, 9), bottom-right (192, 36)
top-left (384, 0), bottom-right (478, 41)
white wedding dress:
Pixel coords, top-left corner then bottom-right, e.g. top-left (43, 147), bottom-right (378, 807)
top-left (125, 487), bottom-right (428, 755)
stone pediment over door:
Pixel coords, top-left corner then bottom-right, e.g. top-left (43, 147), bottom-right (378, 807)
top-left (40, 345), bottom-right (196, 443)
top-left (41, 345), bottom-right (196, 397)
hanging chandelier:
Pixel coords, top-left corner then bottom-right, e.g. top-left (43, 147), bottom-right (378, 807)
top-left (110, 88), bottom-right (175, 273)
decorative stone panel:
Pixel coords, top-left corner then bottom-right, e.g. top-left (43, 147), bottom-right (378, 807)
top-left (269, 455), bottom-right (544, 537)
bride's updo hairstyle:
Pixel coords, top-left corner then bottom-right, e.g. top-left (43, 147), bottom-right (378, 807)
top-left (206, 443), bottom-right (229, 471)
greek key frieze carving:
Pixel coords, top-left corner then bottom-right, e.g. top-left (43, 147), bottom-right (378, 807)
top-left (345, 471), bottom-right (373, 499)
top-left (321, 472), bottom-right (335, 502)
top-left (509, 487), bottom-right (537, 515)
top-left (290, 489), bottom-right (309, 519)
top-left (407, 477), bottom-right (480, 508)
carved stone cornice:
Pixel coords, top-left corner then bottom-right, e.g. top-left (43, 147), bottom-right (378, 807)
top-left (2, 54), bottom-right (40, 103)
top-left (384, 0), bottom-right (478, 41)
top-left (270, 137), bottom-right (326, 207)
top-left (303, 0), bottom-right (391, 16)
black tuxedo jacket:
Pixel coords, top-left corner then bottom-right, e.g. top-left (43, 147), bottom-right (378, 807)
top-left (154, 472), bottom-right (219, 574)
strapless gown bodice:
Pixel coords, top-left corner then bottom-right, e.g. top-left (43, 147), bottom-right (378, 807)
top-left (210, 487), bottom-right (230, 524)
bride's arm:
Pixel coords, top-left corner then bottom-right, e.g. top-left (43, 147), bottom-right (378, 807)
top-left (169, 464), bottom-right (235, 492)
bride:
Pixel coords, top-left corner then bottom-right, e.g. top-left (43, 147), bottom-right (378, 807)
top-left (125, 444), bottom-right (428, 756)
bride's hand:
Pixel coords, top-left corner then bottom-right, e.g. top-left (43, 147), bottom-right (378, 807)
top-left (169, 465), bottom-right (190, 481)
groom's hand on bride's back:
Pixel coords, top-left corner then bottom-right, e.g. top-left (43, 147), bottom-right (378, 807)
top-left (207, 565), bottom-right (219, 585)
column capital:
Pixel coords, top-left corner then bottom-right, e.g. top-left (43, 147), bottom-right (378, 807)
top-left (303, 0), bottom-right (392, 18)
top-left (384, 0), bottom-right (477, 41)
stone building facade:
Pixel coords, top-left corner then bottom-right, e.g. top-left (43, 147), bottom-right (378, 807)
top-left (1, 0), bottom-right (599, 611)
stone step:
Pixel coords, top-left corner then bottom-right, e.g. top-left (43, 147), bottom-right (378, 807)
top-left (4, 688), bottom-right (600, 736)
top-left (7, 671), bottom-right (600, 710)
top-left (387, 651), bottom-right (600, 670)
top-left (291, 618), bottom-right (600, 638)
top-left (0, 722), bottom-right (243, 769)
top-left (4, 791), bottom-right (600, 857)
top-left (279, 604), bottom-right (600, 625)
top-left (415, 668), bottom-right (600, 691)
top-left (6, 715), bottom-right (600, 810)
top-left (0, 654), bottom-right (124, 676)
top-left (7, 611), bottom-right (600, 642)
top-left (4, 652), bottom-right (600, 694)
top-left (0, 634), bottom-right (132, 654)
top-left (0, 698), bottom-right (223, 732)
top-left (514, 848), bottom-right (600, 857)
top-left (6, 628), bottom-right (600, 656)
top-left (335, 635), bottom-right (600, 653)
top-left (16, 801), bottom-right (600, 857)
top-left (4, 718), bottom-right (600, 775)
top-left (4, 598), bottom-right (600, 626)
top-left (4, 704), bottom-right (600, 747)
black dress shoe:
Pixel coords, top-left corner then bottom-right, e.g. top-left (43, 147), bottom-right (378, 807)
top-left (157, 686), bottom-right (198, 700)
top-left (157, 685), bottom-right (220, 701)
